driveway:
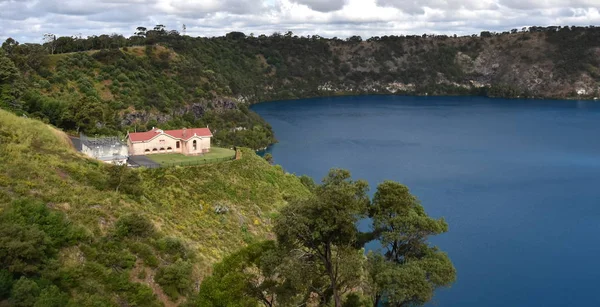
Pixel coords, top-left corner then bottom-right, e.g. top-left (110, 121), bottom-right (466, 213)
top-left (128, 155), bottom-right (161, 168)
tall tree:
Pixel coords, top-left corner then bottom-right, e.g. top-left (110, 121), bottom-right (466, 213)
top-left (0, 49), bottom-right (23, 111)
top-left (135, 27), bottom-right (147, 37)
top-left (274, 169), bottom-right (369, 307)
top-left (195, 241), bottom-right (313, 307)
top-left (42, 33), bottom-right (56, 54)
top-left (1, 38), bottom-right (18, 55)
top-left (366, 181), bottom-right (456, 306)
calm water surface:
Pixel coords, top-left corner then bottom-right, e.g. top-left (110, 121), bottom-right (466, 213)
top-left (252, 95), bottom-right (600, 307)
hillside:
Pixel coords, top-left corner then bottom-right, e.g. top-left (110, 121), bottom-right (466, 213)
top-left (1, 25), bottom-right (599, 148)
top-left (0, 109), bottom-right (310, 306)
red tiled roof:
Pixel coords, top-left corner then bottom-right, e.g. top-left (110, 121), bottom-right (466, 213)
top-left (128, 128), bottom-right (212, 142)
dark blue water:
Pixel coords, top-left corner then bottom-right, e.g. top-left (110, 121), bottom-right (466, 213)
top-left (252, 95), bottom-right (600, 307)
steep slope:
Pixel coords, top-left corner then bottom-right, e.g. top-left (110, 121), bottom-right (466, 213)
top-left (0, 109), bottom-right (310, 306)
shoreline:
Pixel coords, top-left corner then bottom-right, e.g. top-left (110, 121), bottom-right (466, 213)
top-left (250, 93), bottom-right (600, 151)
top-left (250, 92), bottom-right (600, 107)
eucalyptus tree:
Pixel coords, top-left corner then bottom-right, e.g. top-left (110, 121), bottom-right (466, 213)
top-left (366, 181), bottom-right (456, 306)
top-left (274, 169), bottom-right (369, 307)
top-left (198, 170), bottom-right (455, 307)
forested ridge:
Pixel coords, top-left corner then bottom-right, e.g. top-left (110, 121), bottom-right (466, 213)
top-left (1, 25), bottom-right (599, 149)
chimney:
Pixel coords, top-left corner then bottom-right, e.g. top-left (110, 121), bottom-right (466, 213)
top-left (183, 128), bottom-right (187, 138)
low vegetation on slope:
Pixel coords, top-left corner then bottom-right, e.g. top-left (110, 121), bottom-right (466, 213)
top-left (0, 109), bottom-right (310, 306)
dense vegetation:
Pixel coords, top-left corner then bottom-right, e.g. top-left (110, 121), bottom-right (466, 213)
top-left (193, 171), bottom-right (455, 307)
top-left (2, 25), bottom-right (600, 149)
top-left (0, 109), bottom-right (310, 306)
top-left (0, 108), bottom-right (454, 306)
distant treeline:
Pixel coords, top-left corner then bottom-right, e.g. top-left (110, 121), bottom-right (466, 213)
top-left (4, 24), bottom-right (599, 56)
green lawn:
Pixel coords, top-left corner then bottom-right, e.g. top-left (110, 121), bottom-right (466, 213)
top-left (147, 147), bottom-right (236, 165)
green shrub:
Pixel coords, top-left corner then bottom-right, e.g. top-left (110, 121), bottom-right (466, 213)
top-left (130, 242), bottom-right (159, 267)
top-left (156, 237), bottom-right (191, 261)
top-left (34, 285), bottom-right (69, 307)
top-left (11, 277), bottom-right (40, 307)
top-left (155, 259), bottom-right (193, 299)
top-left (115, 214), bottom-right (156, 238)
top-left (0, 269), bottom-right (13, 299)
top-left (0, 222), bottom-right (51, 274)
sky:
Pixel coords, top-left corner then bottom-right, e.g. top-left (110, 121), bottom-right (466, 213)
top-left (1, 0), bottom-right (600, 43)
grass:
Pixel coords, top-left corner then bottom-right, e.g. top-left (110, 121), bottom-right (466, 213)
top-left (0, 109), bottom-right (311, 304)
top-left (147, 147), bottom-right (236, 165)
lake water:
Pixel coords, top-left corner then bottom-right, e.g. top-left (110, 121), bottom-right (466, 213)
top-left (252, 95), bottom-right (600, 307)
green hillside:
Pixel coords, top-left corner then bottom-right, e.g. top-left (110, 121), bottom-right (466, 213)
top-left (2, 26), bottom-right (599, 150)
top-left (0, 109), bottom-right (310, 306)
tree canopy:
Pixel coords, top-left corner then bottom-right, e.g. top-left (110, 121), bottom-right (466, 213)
top-left (197, 169), bottom-right (456, 307)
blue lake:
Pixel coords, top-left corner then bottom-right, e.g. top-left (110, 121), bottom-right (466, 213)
top-left (252, 95), bottom-right (600, 307)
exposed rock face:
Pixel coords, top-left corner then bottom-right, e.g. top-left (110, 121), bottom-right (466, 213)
top-left (211, 97), bottom-right (237, 111)
top-left (263, 30), bottom-right (599, 100)
top-left (120, 111), bottom-right (173, 126)
top-left (120, 98), bottom-right (239, 126)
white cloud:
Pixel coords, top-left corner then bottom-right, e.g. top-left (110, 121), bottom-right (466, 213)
top-left (1, 0), bottom-right (599, 43)
top-left (291, 0), bottom-right (348, 12)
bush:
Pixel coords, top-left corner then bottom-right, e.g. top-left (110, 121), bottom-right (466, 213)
top-left (0, 223), bottom-right (51, 274)
top-left (34, 285), bottom-right (69, 307)
top-left (156, 237), bottom-right (191, 261)
top-left (155, 259), bottom-right (193, 299)
top-left (129, 242), bottom-right (159, 267)
top-left (115, 214), bottom-right (156, 238)
top-left (11, 277), bottom-right (40, 307)
top-left (0, 269), bottom-right (13, 299)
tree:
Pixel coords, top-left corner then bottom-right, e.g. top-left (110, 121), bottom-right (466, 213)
top-left (10, 277), bottom-right (40, 307)
top-left (43, 33), bottom-right (56, 54)
top-left (1, 38), bottom-right (19, 55)
top-left (63, 95), bottom-right (113, 133)
top-left (480, 31), bottom-right (492, 38)
top-left (153, 24), bottom-right (166, 35)
top-left (274, 169), bottom-right (369, 307)
top-left (135, 27), bottom-right (147, 37)
top-left (33, 285), bottom-right (69, 307)
top-left (0, 269), bottom-right (13, 299)
top-left (196, 240), bottom-right (322, 307)
top-left (366, 181), bottom-right (456, 306)
top-left (201, 171), bottom-right (455, 307)
top-left (0, 49), bottom-right (23, 111)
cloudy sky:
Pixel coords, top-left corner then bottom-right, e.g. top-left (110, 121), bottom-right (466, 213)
top-left (2, 0), bottom-right (599, 43)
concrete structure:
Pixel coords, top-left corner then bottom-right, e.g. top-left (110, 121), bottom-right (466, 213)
top-left (127, 127), bottom-right (212, 156)
top-left (78, 133), bottom-right (129, 165)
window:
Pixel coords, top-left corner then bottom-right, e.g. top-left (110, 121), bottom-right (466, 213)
top-left (144, 149), bottom-right (150, 153)
top-left (193, 140), bottom-right (197, 150)
top-left (176, 141), bottom-right (180, 149)
top-left (152, 148), bottom-right (157, 152)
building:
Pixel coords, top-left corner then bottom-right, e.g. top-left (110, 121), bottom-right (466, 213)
top-left (127, 127), bottom-right (212, 156)
top-left (77, 133), bottom-right (129, 165)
